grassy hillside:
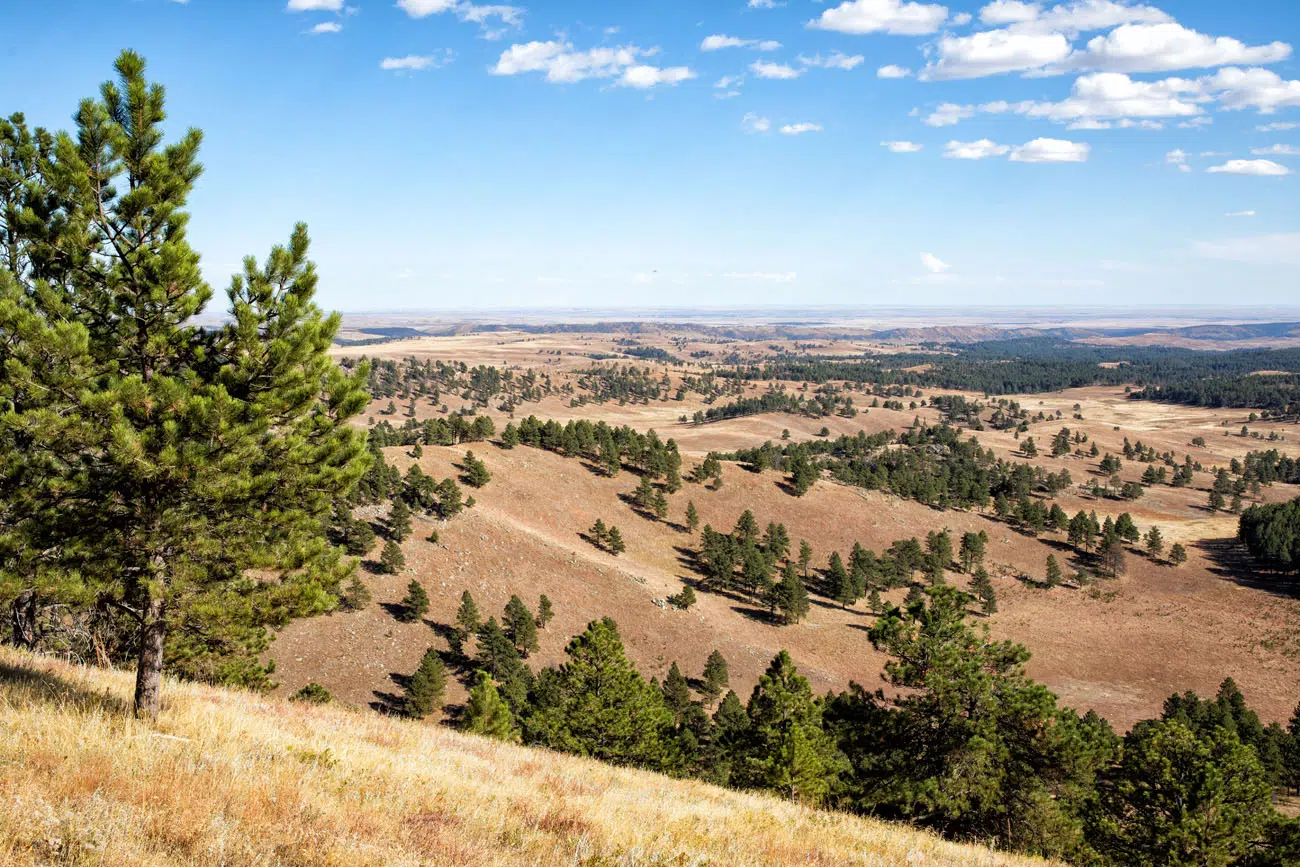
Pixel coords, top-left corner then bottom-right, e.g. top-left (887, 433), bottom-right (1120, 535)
top-left (0, 648), bottom-right (1055, 866)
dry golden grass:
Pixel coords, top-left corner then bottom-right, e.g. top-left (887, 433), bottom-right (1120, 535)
top-left (0, 648), bottom-right (1057, 867)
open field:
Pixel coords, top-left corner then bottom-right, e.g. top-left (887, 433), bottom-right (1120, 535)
top-left (275, 331), bottom-right (1300, 731)
top-left (0, 647), bottom-right (1056, 867)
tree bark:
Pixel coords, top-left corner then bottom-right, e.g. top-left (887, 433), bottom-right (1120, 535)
top-left (8, 590), bottom-right (39, 649)
top-left (134, 597), bottom-right (166, 719)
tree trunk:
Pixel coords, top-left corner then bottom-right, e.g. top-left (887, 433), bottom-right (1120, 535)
top-left (9, 590), bottom-right (39, 649)
top-left (134, 597), bottom-right (166, 719)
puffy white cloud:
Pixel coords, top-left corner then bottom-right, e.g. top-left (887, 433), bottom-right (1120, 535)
top-left (810, 0), bottom-right (949, 36)
top-left (620, 65), bottom-right (695, 88)
top-left (381, 55), bottom-right (444, 71)
top-left (1029, 0), bottom-right (1170, 34)
top-left (882, 140), bottom-right (924, 152)
top-left (979, 0), bottom-right (1038, 26)
top-left (395, 0), bottom-right (456, 15)
top-left (1013, 72), bottom-right (1204, 122)
top-left (1009, 137), bottom-right (1089, 161)
top-left (1254, 144), bottom-right (1300, 156)
top-left (1207, 159), bottom-right (1292, 176)
top-left (715, 75), bottom-right (743, 89)
top-left (1165, 148), bottom-right (1191, 171)
top-left (396, 0), bottom-right (523, 37)
top-left (757, 40), bottom-right (784, 51)
top-left (943, 138), bottom-right (1011, 159)
top-left (702, 35), bottom-right (751, 51)
top-left (921, 28), bottom-right (1070, 79)
top-left (493, 42), bottom-right (691, 87)
top-left (308, 21), bottom-right (341, 33)
top-left (1061, 23), bottom-right (1291, 74)
top-left (1195, 233), bottom-right (1300, 264)
top-left (925, 102), bottom-right (975, 126)
top-left (877, 64), bottom-right (912, 78)
top-left (1204, 67), bottom-right (1300, 113)
top-left (800, 51), bottom-right (866, 70)
top-left (743, 113), bottom-right (772, 134)
top-left (750, 60), bottom-right (803, 79)
top-left (1225, 210), bottom-right (1256, 217)
top-left (921, 252), bottom-right (952, 273)
top-left (1258, 121), bottom-right (1299, 132)
top-left (287, 0), bottom-right (343, 9)
top-left (781, 122), bottom-right (824, 135)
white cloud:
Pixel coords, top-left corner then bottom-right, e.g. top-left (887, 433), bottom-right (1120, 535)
top-left (381, 54), bottom-right (447, 71)
top-left (1225, 210), bottom-right (1256, 217)
top-left (979, 0), bottom-right (1038, 25)
top-left (1195, 233), bottom-right (1300, 265)
top-left (877, 64), bottom-right (912, 78)
top-left (1019, 1), bottom-right (1171, 34)
top-left (1258, 122), bottom-right (1299, 132)
top-left (395, 0), bottom-right (523, 38)
top-left (943, 138), bottom-right (1011, 159)
top-left (1061, 23), bottom-right (1291, 74)
top-left (749, 0), bottom-right (781, 7)
top-left (750, 60), bottom-right (803, 79)
top-left (395, 0), bottom-right (456, 15)
top-left (309, 21), bottom-right (342, 33)
top-left (743, 113), bottom-right (772, 134)
top-left (702, 35), bottom-right (750, 51)
top-left (1165, 148), bottom-right (1190, 172)
top-left (757, 41), bottom-right (784, 51)
top-left (921, 252), bottom-right (951, 273)
top-left (952, 12), bottom-right (972, 25)
top-left (781, 122), bottom-right (824, 135)
top-left (492, 42), bottom-right (692, 87)
top-left (1009, 137), bottom-right (1089, 162)
top-left (1012, 72), bottom-right (1204, 123)
top-left (715, 75), bottom-right (743, 89)
top-left (922, 29), bottom-right (1070, 80)
top-left (882, 140), bottom-right (924, 152)
top-left (287, 0), bottom-right (343, 9)
top-left (810, 0), bottom-right (949, 36)
top-left (800, 51), bottom-right (866, 70)
top-left (925, 102), bottom-right (975, 126)
top-left (1206, 159), bottom-right (1292, 177)
top-left (1253, 144), bottom-right (1300, 156)
top-left (1204, 67), bottom-right (1300, 114)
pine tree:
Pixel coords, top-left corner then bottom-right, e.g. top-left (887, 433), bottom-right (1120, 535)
top-left (1144, 525), bottom-right (1164, 559)
top-left (398, 579), bottom-right (428, 622)
top-left (799, 540), bottom-right (814, 577)
top-left (463, 450), bottom-right (491, 488)
top-left (463, 670), bottom-right (519, 741)
top-left (1169, 543), bottom-right (1188, 566)
top-left (701, 650), bottom-right (729, 701)
top-left (341, 575), bottom-right (372, 610)
top-left (685, 500), bottom-right (700, 534)
top-left (1045, 554), bottom-right (1062, 588)
top-left (606, 526), bottom-right (626, 556)
top-left (828, 552), bottom-right (855, 608)
top-left (405, 647), bottom-right (446, 719)
top-left (0, 52), bottom-right (370, 717)
top-left (535, 594), bottom-right (554, 628)
top-left (959, 531), bottom-right (987, 572)
top-left (734, 651), bottom-right (844, 804)
top-left (504, 594), bottom-right (539, 657)
top-left (662, 661), bottom-right (694, 722)
top-left (500, 423), bottom-right (520, 449)
top-left (774, 562), bottom-right (810, 625)
top-left (388, 499), bottom-right (412, 542)
top-left (589, 518), bottom-right (609, 548)
top-left (1209, 489), bottom-right (1226, 512)
top-left (473, 617), bottom-right (532, 711)
top-left (970, 567), bottom-right (997, 614)
top-left (668, 584), bottom-right (697, 610)
top-left (455, 590), bottom-right (481, 651)
top-left (380, 540), bottom-right (406, 575)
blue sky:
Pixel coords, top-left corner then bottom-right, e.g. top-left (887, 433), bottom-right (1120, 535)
top-left (3, 0), bottom-right (1299, 310)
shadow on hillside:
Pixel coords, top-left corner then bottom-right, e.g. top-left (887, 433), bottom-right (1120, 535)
top-left (1199, 537), bottom-right (1300, 599)
top-left (0, 661), bottom-right (132, 716)
top-left (370, 670), bottom-right (412, 715)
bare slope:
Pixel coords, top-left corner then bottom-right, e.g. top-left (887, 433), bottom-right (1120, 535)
top-left (0, 648), bottom-right (1054, 867)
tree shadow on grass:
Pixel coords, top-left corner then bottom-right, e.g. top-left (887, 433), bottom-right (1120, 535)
top-left (1198, 537), bottom-right (1300, 600)
top-left (370, 670), bottom-right (412, 715)
top-left (0, 661), bottom-right (132, 716)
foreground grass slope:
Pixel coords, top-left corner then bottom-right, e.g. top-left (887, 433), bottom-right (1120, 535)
top-left (0, 649), bottom-right (1054, 867)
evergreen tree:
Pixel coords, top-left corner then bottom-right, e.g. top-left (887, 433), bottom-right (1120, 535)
top-left (504, 594), bottom-right (539, 657)
top-left (970, 567), bottom-right (997, 613)
top-left (606, 526), bottom-right (626, 556)
top-left (405, 647), bottom-right (446, 719)
top-left (668, 584), bottom-right (697, 610)
top-left (1100, 533), bottom-right (1127, 578)
top-left (398, 579), bottom-right (428, 622)
top-left (500, 423), bottom-right (519, 449)
top-left (0, 52), bottom-right (370, 717)
top-left (588, 518), bottom-right (608, 548)
top-left (734, 651), bottom-right (845, 804)
top-left (685, 500), bottom-right (700, 534)
top-left (388, 498), bottom-right (412, 542)
top-left (799, 540), bottom-right (814, 577)
top-left (1169, 543), bottom-right (1188, 566)
top-left (959, 531), bottom-right (987, 572)
top-left (828, 551), bottom-right (855, 608)
top-left (1145, 526), bottom-right (1165, 559)
top-left (454, 590), bottom-right (481, 651)
top-left (526, 618), bottom-right (673, 768)
top-left (340, 574), bottom-right (372, 611)
top-left (1045, 554), bottom-right (1063, 588)
top-left (701, 650), bottom-right (729, 701)
top-left (773, 561), bottom-right (811, 625)
top-left (463, 669), bottom-right (520, 741)
top-left (1209, 489), bottom-right (1226, 512)
top-left (380, 540), bottom-right (406, 575)
top-left (535, 594), bottom-right (554, 629)
top-left (474, 617), bottom-right (532, 711)
top-left (462, 450), bottom-right (491, 488)
top-left (662, 661), bottom-right (694, 722)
